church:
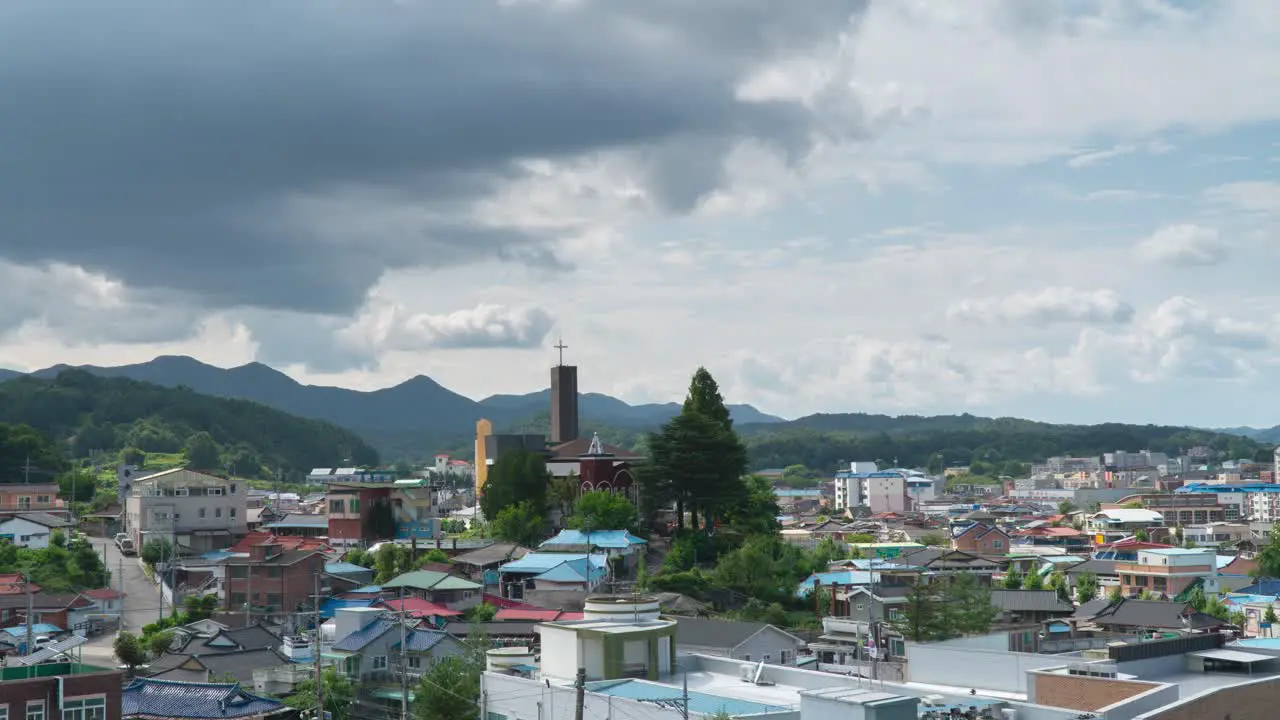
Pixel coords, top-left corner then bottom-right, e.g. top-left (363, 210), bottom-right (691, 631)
top-left (474, 341), bottom-right (643, 505)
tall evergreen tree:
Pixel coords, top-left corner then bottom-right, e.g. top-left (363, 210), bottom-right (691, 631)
top-left (644, 410), bottom-right (746, 530)
top-left (891, 581), bottom-right (943, 642)
top-left (682, 367), bottom-right (733, 430)
top-left (479, 449), bottom-right (549, 521)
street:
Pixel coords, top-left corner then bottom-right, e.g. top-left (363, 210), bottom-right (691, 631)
top-left (78, 537), bottom-right (163, 667)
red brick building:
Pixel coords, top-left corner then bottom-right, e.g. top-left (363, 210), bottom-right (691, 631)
top-left (223, 543), bottom-right (326, 614)
top-left (326, 484), bottom-right (392, 548)
top-left (951, 521), bottom-right (1011, 554)
top-left (0, 662), bottom-right (125, 720)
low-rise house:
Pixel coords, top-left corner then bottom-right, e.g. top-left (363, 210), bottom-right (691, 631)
top-left (325, 561), bottom-right (375, 587)
top-left (1063, 558), bottom-right (1118, 599)
top-left (328, 608), bottom-right (466, 685)
top-left (78, 588), bottom-right (124, 617)
top-left (0, 573), bottom-right (38, 595)
top-left (147, 647), bottom-right (290, 685)
top-left (1072, 598), bottom-right (1222, 634)
top-left (897, 547), bottom-right (1000, 581)
top-left (121, 677), bottom-right (290, 719)
top-left (671, 616), bottom-right (806, 665)
top-left (1116, 547), bottom-right (1215, 599)
top-left (812, 585), bottom-right (915, 662)
top-left (0, 512), bottom-right (74, 548)
top-left (260, 512), bottom-right (328, 538)
top-left (451, 542), bottom-right (530, 582)
top-left (0, 592), bottom-right (94, 630)
top-left (950, 518), bottom-right (1011, 554)
top-left (496, 552), bottom-right (609, 604)
top-left (0, 483), bottom-right (61, 516)
top-left (375, 596), bottom-right (462, 628)
top-left (988, 590), bottom-right (1075, 626)
top-left (380, 569), bottom-right (482, 610)
top-left (538, 529), bottom-right (647, 558)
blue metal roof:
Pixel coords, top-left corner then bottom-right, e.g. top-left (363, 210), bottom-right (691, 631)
top-left (540, 529), bottom-right (647, 549)
top-left (500, 552), bottom-right (609, 574)
top-left (533, 558), bottom-right (608, 584)
top-left (775, 489), bottom-right (822, 497)
top-left (325, 562), bottom-right (372, 575)
top-left (1236, 579), bottom-right (1280, 597)
top-left (1178, 483), bottom-right (1280, 494)
top-left (320, 597), bottom-right (376, 620)
top-left (394, 629), bottom-right (453, 653)
top-left (122, 678), bottom-right (286, 719)
top-left (3, 624), bottom-right (61, 636)
top-left (586, 679), bottom-right (791, 717)
top-left (348, 585), bottom-right (383, 594)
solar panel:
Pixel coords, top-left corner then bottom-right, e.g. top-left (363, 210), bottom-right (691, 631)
top-left (15, 634), bottom-right (87, 666)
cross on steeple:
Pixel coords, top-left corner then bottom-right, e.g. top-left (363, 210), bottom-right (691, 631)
top-left (554, 337), bottom-right (568, 366)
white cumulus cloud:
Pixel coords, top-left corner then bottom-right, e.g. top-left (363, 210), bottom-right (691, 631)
top-left (1134, 224), bottom-right (1230, 266)
top-left (946, 287), bottom-right (1134, 326)
top-left (340, 302), bottom-right (555, 352)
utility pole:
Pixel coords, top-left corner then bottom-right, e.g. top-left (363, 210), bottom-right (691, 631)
top-left (399, 587), bottom-right (409, 720)
top-left (24, 568), bottom-right (34, 656)
top-left (119, 557), bottom-right (125, 630)
top-left (574, 667), bottom-right (586, 720)
top-left (680, 672), bottom-right (689, 720)
top-left (312, 572), bottom-right (324, 720)
top-left (157, 536), bottom-right (165, 623)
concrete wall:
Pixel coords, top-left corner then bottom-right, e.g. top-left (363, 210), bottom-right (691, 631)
top-left (1133, 675), bottom-right (1280, 720)
top-left (905, 640), bottom-right (1072, 692)
top-left (539, 625), bottom-right (580, 682)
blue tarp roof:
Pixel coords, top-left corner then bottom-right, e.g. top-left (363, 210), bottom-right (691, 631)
top-left (4, 624), bottom-right (62, 636)
top-left (500, 552), bottom-right (609, 574)
top-left (539, 529), bottom-right (647, 549)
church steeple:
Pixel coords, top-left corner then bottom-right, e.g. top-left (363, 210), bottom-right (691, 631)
top-left (550, 337), bottom-right (579, 444)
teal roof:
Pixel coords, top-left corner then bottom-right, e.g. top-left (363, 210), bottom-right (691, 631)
top-left (797, 571), bottom-right (881, 597)
top-left (540, 530), bottom-right (647, 549)
top-left (586, 679), bottom-right (791, 717)
top-left (325, 562), bottom-right (371, 575)
top-left (500, 552), bottom-right (608, 574)
top-left (533, 558), bottom-right (608, 584)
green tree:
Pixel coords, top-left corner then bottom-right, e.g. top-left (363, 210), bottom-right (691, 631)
top-left (57, 468), bottom-right (97, 503)
top-left (944, 573), bottom-right (998, 636)
top-left (1022, 571), bottom-right (1045, 591)
top-left (1186, 585), bottom-right (1207, 612)
top-left (114, 631), bottom-right (148, 672)
top-left (141, 538), bottom-right (173, 568)
top-left (479, 450), bottom-right (549, 522)
top-left (1134, 529), bottom-right (1149, 542)
top-left (1057, 500), bottom-right (1077, 516)
top-left (1002, 570), bottom-right (1023, 589)
top-left (548, 474), bottom-right (580, 519)
top-left (120, 446), bottom-right (146, 466)
top-left (645, 409), bottom-right (747, 531)
top-left (1108, 586), bottom-right (1124, 603)
top-left (568, 491), bottom-right (639, 532)
top-left (722, 475), bottom-right (781, 536)
top-left (925, 454), bottom-right (945, 476)
top-left (1257, 528), bottom-right (1280, 578)
top-left (918, 532), bottom-right (946, 547)
top-left (1264, 606), bottom-right (1277, 636)
top-left (635, 556), bottom-right (649, 591)
top-left (414, 655), bottom-right (480, 720)
top-left (490, 501), bottom-right (546, 548)
top-left (1075, 572), bottom-right (1099, 605)
top-left (183, 431), bottom-right (222, 471)
top-left (713, 535), bottom-right (810, 604)
top-left (148, 631), bottom-right (174, 657)
top-left (465, 603), bottom-right (497, 622)
top-left (1047, 571), bottom-right (1070, 603)
top-left (891, 582), bottom-right (944, 642)
top-left (286, 668), bottom-right (355, 720)
top-left (682, 366), bottom-right (732, 430)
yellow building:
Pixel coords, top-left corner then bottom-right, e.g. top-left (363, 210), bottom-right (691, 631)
top-left (475, 418), bottom-right (493, 495)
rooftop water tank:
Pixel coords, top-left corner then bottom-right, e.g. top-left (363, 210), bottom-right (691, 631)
top-left (583, 595), bottom-right (661, 622)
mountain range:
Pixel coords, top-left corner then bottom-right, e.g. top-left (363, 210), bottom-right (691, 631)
top-left (0, 356), bottom-right (783, 454)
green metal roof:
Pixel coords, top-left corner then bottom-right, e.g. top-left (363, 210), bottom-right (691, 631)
top-left (381, 569), bottom-right (480, 591)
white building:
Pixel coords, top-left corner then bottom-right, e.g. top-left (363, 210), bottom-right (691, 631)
top-left (0, 512), bottom-right (74, 548)
top-left (536, 596), bottom-right (677, 683)
top-left (125, 468), bottom-right (248, 553)
top-left (833, 462), bottom-right (877, 509)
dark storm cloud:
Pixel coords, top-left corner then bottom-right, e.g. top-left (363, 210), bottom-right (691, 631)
top-left (0, 0), bottom-right (870, 318)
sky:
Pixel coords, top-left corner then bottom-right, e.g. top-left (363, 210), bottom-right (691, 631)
top-left (2, 0), bottom-right (1279, 427)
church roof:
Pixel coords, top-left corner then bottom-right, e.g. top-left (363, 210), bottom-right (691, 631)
top-left (548, 437), bottom-right (644, 460)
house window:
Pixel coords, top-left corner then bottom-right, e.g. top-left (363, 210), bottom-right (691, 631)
top-left (209, 487), bottom-right (224, 497)
top-left (889, 609), bottom-right (904, 622)
top-left (1, 703), bottom-right (8, 720)
top-left (61, 698), bottom-right (106, 720)
top-left (215, 508), bottom-right (222, 518)
top-left (199, 508), bottom-right (206, 518)
top-left (35, 496), bottom-right (50, 505)
top-left (175, 487), bottom-right (189, 497)
top-left (229, 566), bottom-right (248, 579)
top-left (781, 650), bottom-right (794, 665)
top-left (350, 498), bottom-right (360, 513)
top-left (408, 656), bottom-right (422, 669)
top-left (762, 654), bottom-right (772, 663)
top-left (230, 592), bottom-right (247, 607)
top-left (992, 540), bottom-right (1003, 549)
top-left (230, 508), bottom-right (237, 518)
top-left (152, 511), bottom-right (169, 522)
top-left (17, 497), bottom-right (30, 510)
top-left (26, 702), bottom-right (43, 720)
top-left (230, 484), bottom-right (237, 494)
top-left (373, 655), bottom-right (388, 670)
top-left (742, 655), bottom-right (751, 661)
top-left (330, 500), bottom-right (345, 514)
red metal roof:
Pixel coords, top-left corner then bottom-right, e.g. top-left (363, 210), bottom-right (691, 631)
top-left (378, 597), bottom-right (461, 617)
top-left (228, 531), bottom-right (332, 554)
top-left (481, 594), bottom-right (542, 610)
top-left (494, 608), bottom-right (563, 622)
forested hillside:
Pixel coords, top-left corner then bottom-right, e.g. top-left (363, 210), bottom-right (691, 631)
top-left (0, 370), bottom-right (379, 481)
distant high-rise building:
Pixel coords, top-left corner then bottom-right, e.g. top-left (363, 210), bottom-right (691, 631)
top-left (550, 338), bottom-right (579, 444)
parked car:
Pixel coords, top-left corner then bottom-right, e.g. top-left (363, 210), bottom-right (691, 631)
top-left (115, 534), bottom-right (136, 556)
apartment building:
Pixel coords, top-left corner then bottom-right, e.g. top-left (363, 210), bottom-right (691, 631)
top-left (1116, 548), bottom-right (1215, 599)
top-left (326, 483), bottom-right (392, 548)
top-left (125, 468), bottom-right (248, 553)
top-left (0, 483), bottom-right (61, 516)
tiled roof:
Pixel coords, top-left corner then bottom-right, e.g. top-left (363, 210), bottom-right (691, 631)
top-left (1065, 559), bottom-right (1117, 576)
top-left (452, 543), bottom-right (531, 568)
top-left (988, 590), bottom-right (1075, 614)
top-left (195, 649), bottom-right (290, 685)
top-left (394, 629), bottom-right (456, 653)
top-left (332, 617), bottom-right (396, 652)
top-left (121, 678), bottom-right (286, 719)
top-left (1080, 599), bottom-right (1222, 630)
top-left (12, 512), bottom-right (75, 528)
